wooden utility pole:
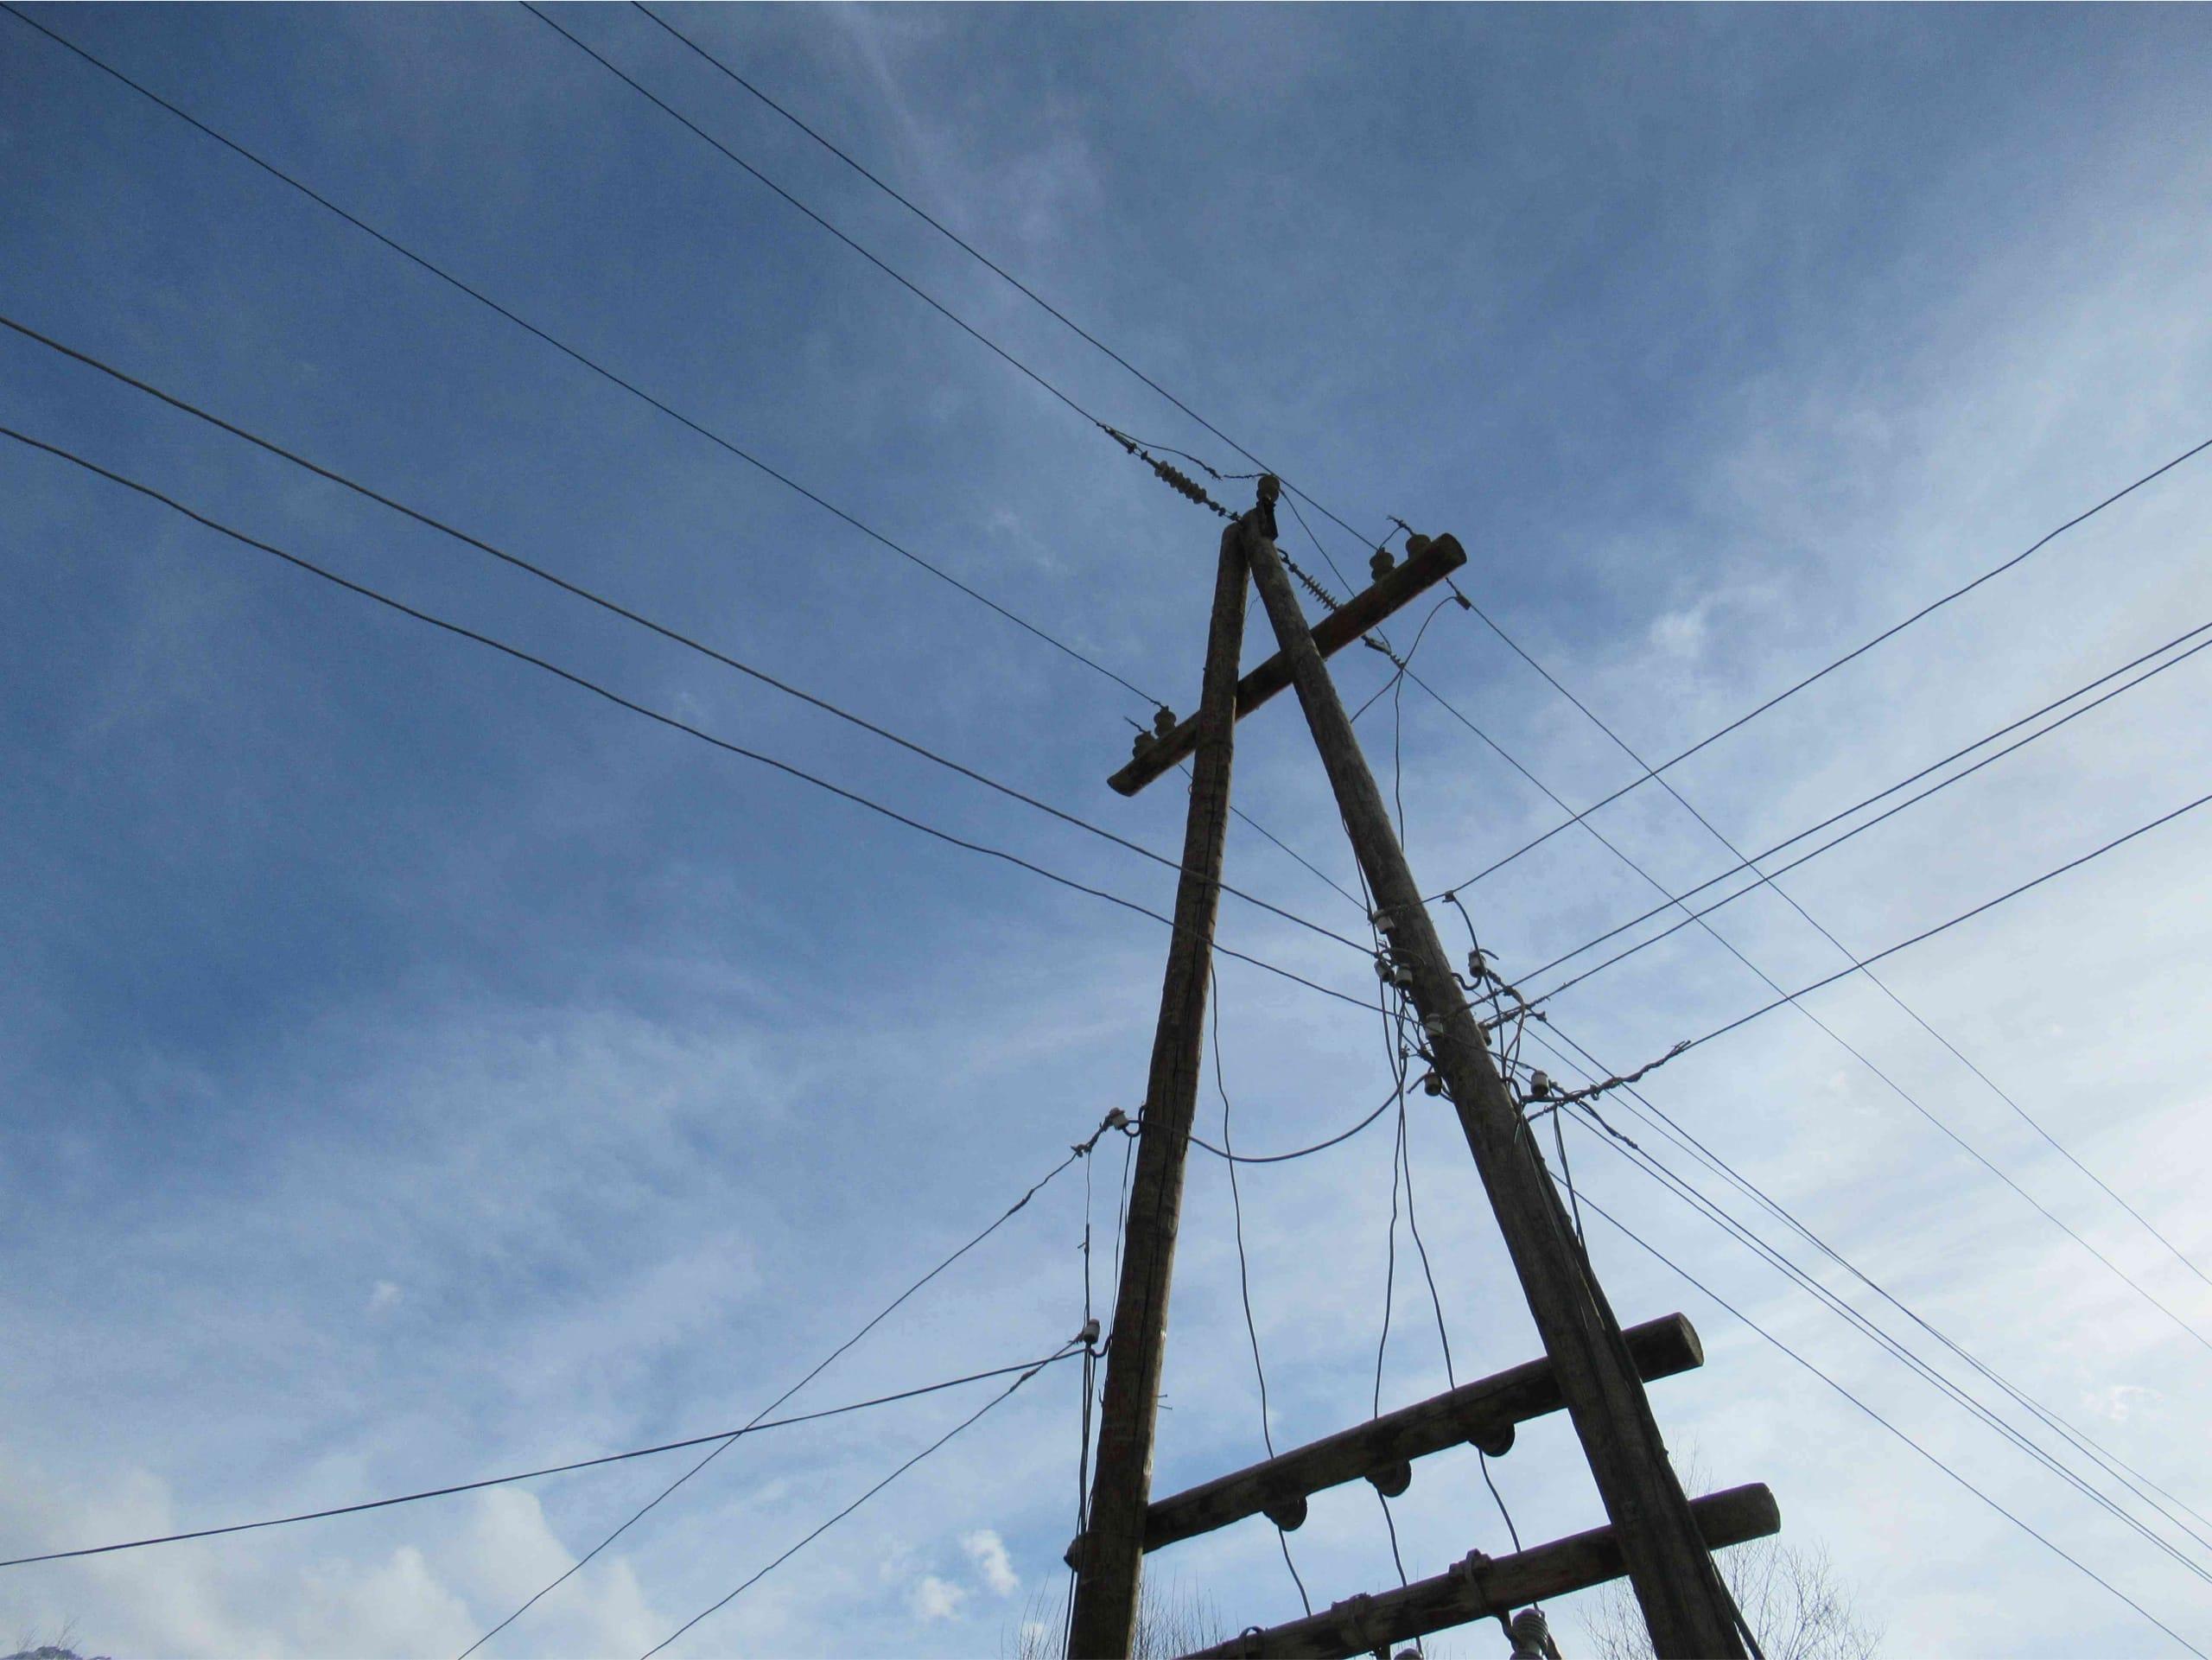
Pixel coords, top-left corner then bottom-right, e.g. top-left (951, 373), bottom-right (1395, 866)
top-left (1069, 520), bottom-right (1251, 1659)
top-left (1239, 502), bottom-right (1745, 1657)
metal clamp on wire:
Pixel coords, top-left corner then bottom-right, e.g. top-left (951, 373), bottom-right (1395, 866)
top-left (1330, 1591), bottom-right (1386, 1656)
top-left (1452, 1547), bottom-right (1495, 1603)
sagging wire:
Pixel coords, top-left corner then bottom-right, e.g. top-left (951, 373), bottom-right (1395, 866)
top-left (640, 1337), bottom-right (1090, 1658)
top-left (1210, 968), bottom-right (1314, 1618)
top-left (1363, 914), bottom-right (1473, 1638)
top-left (1355, 898), bottom-right (1427, 1622)
top-left (1415, 898), bottom-right (1559, 1564)
top-left (1351, 595), bottom-right (1458, 724)
top-left (459, 1107), bottom-right (1129, 1658)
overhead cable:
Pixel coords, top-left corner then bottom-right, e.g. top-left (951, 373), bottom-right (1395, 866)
top-left (0, 4), bottom-right (1362, 919)
top-left (0, 313), bottom-right (1366, 961)
top-left (1573, 1192), bottom-right (2205, 1657)
top-left (1433, 434), bottom-right (2212, 898)
top-left (0, 1352), bottom-right (1079, 1572)
top-left (0, 425), bottom-right (1373, 1019)
top-left (612, 1), bottom-right (1392, 559)
top-left (1528, 624), bottom-right (2212, 1007)
top-left (459, 1113), bottom-right (1122, 1656)
top-left (1429, 537), bottom-right (2212, 1312)
top-left (1526, 1018), bottom-right (2212, 1556)
top-left (618, 0), bottom-right (2212, 849)
top-left (639, 1345), bottom-right (1075, 1657)
top-left (1651, 780), bottom-right (2212, 1071)
top-left (0, 3), bottom-right (1152, 704)
top-left (1209, 976), bottom-right (1314, 1615)
top-left (1555, 1090), bottom-right (2212, 1588)
top-left (1522, 617), bottom-right (2212, 989)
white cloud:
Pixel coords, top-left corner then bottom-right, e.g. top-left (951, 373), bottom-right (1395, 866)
top-left (908, 1574), bottom-right (969, 1622)
top-left (366, 1280), bottom-right (402, 1315)
top-left (0, 1449), bottom-right (673, 1660)
top-left (2081, 1383), bottom-right (2161, 1424)
top-left (960, 1526), bottom-right (1020, 1596)
top-left (1649, 605), bottom-right (1709, 660)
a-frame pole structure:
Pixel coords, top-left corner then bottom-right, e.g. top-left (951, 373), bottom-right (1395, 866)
top-left (1071, 484), bottom-right (1754, 1659)
top-left (1237, 497), bottom-right (1745, 1657)
top-left (1070, 519), bottom-right (1252, 1659)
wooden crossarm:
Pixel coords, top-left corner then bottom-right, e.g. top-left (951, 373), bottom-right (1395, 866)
top-left (1176, 1484), bottom-right (1781, 1660)
top-left (1109, 535), bottom-right (1468, 797)
top-left (1065, 1313), bottom-right (1701, 1567)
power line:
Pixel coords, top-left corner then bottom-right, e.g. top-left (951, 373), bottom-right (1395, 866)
top-left (639, 1347), bottom-right (1072, 1658)
top-left (1571, 1189), bottom-right (2207, 1657)
top-left (0, 423), bottom-right (1373, 1018)
top-left (0, 1352), bottom-right (1079, 1572)
top-left (1433, 435), bottom-right (2212, 898)
top-left (1583, 1117), bottom-right (2212, 1587)
top-left (1555, 1092), bottom-right (2212, 1591)
top-left (545, 0), bottom-right (2212, 1214)
top-left (506, 19), bottom-right (2212, 1638)
top-left (30, 3), bottom-right (2194, 1638)
top-left (26, 13), bottom-right (2202, 1611)
top-left (459, 1117), bottom-right (1122, 1656)
top-left (1339, 515), bottom-right (2212, 1361)
top-left (1436, 543), bottom-right (2212, 1335)
top-left (1522, 615), bottom-right (2212, 989)
top-left (522, 3), bottom-right (1116, 440)
top-left (0, 313), bottom-right (1368, 963)
top-left (1389, 656), bottom-right (2212, 1359)
top-left (1468, 785), bottom-right (2212, 1364)
top-left (607, 0), bottom-right (2212, 932)
top-left (1529, 622), bottom-right (2212, 1006)
top-left (0, 2), bottom-right (1152, 705)
top-left (1, 3), bottom-right (1366, 931)
top-left (1527, 1020), bottom-right (2212, 1565)
top-left (611, 2), bottom-right (1393, 560)
top-left (1660, 779), bottom-right (2212, 1068)
top-left (1185, 1083), bottom-right (1399, 1165)
top-left (630, 3), bottom-right (1275, 506)
top-left (1132, 722), bottom-right (1366, 912)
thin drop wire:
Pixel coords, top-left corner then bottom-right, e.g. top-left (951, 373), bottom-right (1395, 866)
top-left (1210, 970), bottom-right (1314, 1618)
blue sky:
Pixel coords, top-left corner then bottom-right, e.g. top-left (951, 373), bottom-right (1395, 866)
top-left (3, 3), bottom-right (2210, 1656)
